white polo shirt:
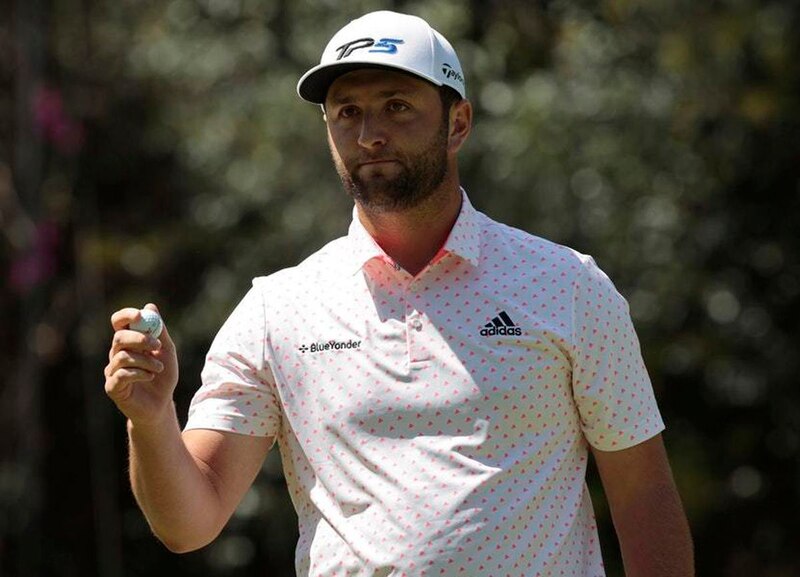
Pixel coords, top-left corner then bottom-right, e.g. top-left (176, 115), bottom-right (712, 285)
top-left (186, 191), bottom-right (664, 577)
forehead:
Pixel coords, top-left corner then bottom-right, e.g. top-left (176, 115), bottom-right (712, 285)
top-left (326, 68), bottom-right (439, 104)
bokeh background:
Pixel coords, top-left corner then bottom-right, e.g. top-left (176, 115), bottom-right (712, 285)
top-left (1, 0), bottom-right (798, 575)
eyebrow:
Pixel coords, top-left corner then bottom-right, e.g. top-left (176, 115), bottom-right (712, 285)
top-left (328, 88), bottom-right (419, 105)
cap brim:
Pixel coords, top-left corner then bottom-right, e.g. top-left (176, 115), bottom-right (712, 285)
top-left (297, 62), bottom-right (443, 105)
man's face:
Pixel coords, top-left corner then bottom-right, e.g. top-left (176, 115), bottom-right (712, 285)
top-left (324, 69), bottom-right (451, 213)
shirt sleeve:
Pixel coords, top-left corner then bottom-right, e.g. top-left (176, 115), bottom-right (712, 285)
top-left (184, 282), bottom-right (282, 438)
top-left (570, 256), bottom-right (665, 451)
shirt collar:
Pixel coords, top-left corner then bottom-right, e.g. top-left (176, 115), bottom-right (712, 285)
top-left (346, 188), bottom-right (482, 275)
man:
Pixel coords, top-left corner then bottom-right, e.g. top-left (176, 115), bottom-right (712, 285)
top-left (104, 10), bottom-right (694, 577)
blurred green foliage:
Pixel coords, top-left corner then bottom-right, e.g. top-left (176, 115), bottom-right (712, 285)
top-left (1, 0), bottom-right (798, 576)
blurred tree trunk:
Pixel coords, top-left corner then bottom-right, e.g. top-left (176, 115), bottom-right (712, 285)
top-left (12, 0), bottom-right (46, 575)
top-left (73, 2), bottom-right (125, 574)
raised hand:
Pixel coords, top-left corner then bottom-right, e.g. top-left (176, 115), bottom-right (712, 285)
top-left (104, 304), bottom-right (179, 426)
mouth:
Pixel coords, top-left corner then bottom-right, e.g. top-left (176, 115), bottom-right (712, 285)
top-left (357, 158), bottom-right (399, 169)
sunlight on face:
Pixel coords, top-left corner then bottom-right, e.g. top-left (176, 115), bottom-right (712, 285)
top-left (325, 69), bottom-right (450, 213)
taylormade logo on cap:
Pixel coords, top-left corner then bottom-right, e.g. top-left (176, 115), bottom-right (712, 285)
top-left (297, 11), bottom-right (466, 104)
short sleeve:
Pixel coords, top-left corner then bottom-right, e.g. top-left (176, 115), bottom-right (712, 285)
top-left (185, 283), bottom-right (282, 438)
top-left (570, 257), bottom-right (665, 451)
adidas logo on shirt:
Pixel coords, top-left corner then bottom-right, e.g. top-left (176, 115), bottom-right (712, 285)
top-left (480, 311), bottom-right (522, 336)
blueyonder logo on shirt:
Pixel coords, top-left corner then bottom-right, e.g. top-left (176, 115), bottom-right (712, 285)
top-left (480, 311), bottom-right (522, 336)
top-left (298, 339), bottom-right (362, 354)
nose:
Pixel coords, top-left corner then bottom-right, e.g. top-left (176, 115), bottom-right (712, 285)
top-left (357, 112), bottom-right (387, 150)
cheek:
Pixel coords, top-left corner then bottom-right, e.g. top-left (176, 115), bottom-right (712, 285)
top-left (326, 131), bottom-right (343, 159)
top-left (326, 133), bottom-right (350, 174)
top-left (327, 128), bottom-right (351, 156)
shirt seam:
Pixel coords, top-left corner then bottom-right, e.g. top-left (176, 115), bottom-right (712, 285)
top-left (569, 257), bottom-right (585, 363)
top-left (588, 416), bottom-right (666, 452)
top-left (257, 282), bottom-right (268, 376)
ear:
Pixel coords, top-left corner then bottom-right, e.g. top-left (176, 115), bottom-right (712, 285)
top-left (447, 99), bottom-right (473, 154)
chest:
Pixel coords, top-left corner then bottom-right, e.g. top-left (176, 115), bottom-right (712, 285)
top-left (266, 264), bottom-right (578, 447)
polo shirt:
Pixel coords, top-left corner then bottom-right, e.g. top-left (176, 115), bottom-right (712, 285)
top-left (185, 190), bottom-right (665, 577)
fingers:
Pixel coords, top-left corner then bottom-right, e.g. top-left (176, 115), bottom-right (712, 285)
top-left (108, 328), bottom-right (161, 362)
top-left (105, 303), bottom-right (175, 379)
top-left (108, 304), bottom-right (166, 372)
top-left (111, 307), bottom-right (143, 331)
top-left (106, 348), bottom-right (165, 378)
top-left (112, 304), bottom-right (174, 350)
top-left (105, 335), bottom-right (167, 401)
top-left (104, 352), bottom-right (158, 402)
top-left (111, 305), bottom-right (165, 335)
top-left (104, 367), bottom-right (153, 400)
top-left (106, 341), bottom-right (164, 388)
top-left (105, 303), bottom-right (179, 420)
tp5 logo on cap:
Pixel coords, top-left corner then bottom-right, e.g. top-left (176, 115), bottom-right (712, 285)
top-left (297, 10), bottom-right (466, 104)
top-left (335, 38), bottom-right (405, 60)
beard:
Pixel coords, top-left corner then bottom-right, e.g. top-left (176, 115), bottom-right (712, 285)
top-left (331, 119), bottom-right (449, 213)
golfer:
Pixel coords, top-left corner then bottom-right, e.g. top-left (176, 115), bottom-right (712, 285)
top-left (105, 10), bottom-right (694, 577)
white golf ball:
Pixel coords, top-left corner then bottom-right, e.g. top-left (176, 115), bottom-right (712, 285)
top-left (130, 309), bottom-right (163, 338)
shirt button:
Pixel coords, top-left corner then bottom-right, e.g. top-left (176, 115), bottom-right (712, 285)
top-left (410, 318), bottom-right (423, 331)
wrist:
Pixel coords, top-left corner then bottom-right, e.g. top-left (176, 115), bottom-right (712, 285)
top-left (127, 402), bottom-right (179, 437)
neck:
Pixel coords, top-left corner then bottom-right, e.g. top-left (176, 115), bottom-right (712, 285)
top-left (356, 180), bottom-right (462, 277)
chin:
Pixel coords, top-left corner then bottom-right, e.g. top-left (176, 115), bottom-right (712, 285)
top-left (353, 185), bottom-right (438, 214)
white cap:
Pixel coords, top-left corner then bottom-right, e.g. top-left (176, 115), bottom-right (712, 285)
top-left (297, 10), bottom-right (466, 104)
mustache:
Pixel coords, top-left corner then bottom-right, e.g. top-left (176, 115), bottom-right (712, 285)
top-left (355, 155), bottom-right (402, 165)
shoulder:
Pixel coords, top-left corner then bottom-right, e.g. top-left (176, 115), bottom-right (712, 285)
top-left (232, 235), bottom-right (353, 332)
top-left (477, 210), bottom-right (595, 279)
top-left (252, 235), bottom-right (349, 287)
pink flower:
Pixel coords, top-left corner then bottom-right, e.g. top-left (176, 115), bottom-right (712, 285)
top-left (33, 87), bottom-right (85, 156)
top-left (9, 221), bottom-right (60, 293)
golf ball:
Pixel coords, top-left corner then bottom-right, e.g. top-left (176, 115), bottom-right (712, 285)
top-left (130, 309), bottom-right (163, 338)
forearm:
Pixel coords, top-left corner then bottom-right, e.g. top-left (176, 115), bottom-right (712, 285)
top-left (611, 480), bottom-right (694, 577)
top-left (127, 404), bottom-right (224, 552)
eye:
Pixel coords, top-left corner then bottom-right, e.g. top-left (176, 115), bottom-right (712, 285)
top-left (387, 101), bottom-right (410, 113)
top-left (339, 105), bottom-right (359, 119)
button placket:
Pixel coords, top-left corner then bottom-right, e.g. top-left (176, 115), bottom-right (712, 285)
top-left (406, 283), bottom-right (432, 363)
